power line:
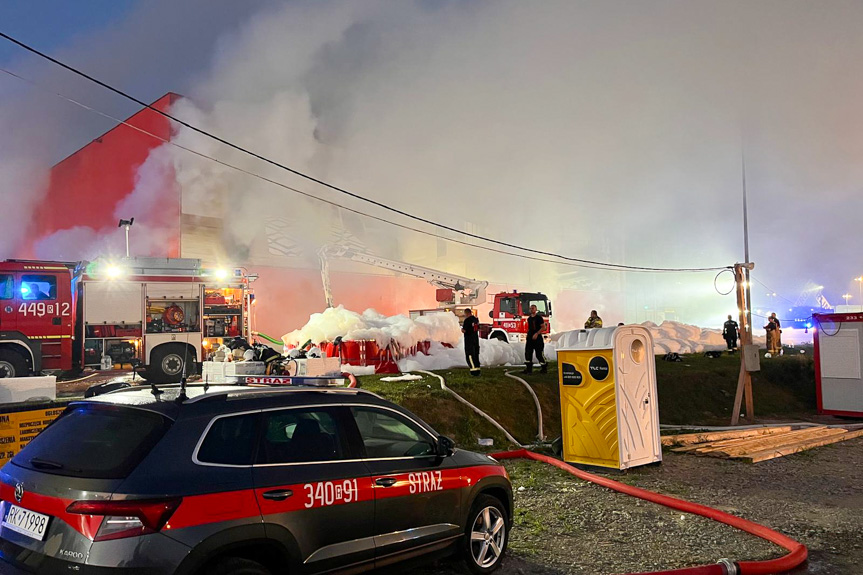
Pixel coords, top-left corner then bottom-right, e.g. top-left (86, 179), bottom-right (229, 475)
top-left (750, 276), bottom-right (797, 307)
top-left (0, 31), bottom-right (728, 274)
top-left (0, 66), bottom-right (663, 274)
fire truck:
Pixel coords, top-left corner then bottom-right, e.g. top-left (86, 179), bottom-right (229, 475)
top-left (0, 257), bottom-right (254, 382)
top-left (319, 246), bottom-right (552, 341)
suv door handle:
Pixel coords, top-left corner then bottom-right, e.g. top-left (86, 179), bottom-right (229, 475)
top-left (375, 477), bottom-right (397, 487)
top-left (262, 489), bottom-right (293, 501)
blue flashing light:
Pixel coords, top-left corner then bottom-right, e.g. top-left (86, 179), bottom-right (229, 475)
top-left (20, 285), bottom-right (30, 296)
top-left (806, 322), bottom-right (812, 329)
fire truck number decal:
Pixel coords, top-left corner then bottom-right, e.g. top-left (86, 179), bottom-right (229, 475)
top-left (17, 302), bottom-right (71, 317)
top-left (303, 479), bottom-right (360, 508)
top-left (409, 471), bottom-right (442, 494)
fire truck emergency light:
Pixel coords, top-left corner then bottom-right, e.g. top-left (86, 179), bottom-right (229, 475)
top-left (105, 264), bottom-right (123, 279)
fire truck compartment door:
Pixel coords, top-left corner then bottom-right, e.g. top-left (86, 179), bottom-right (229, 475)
top-left (146, 283), bottom-right (200, 300)
top-left (85, 282), bottom-right (144, 324)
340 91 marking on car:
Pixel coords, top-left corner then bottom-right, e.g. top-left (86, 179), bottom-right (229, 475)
top-left (304, 479), bottom-right (361, 508)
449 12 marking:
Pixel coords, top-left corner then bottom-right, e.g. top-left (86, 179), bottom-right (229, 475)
top-left (17, 302), bottom-right (71, 318)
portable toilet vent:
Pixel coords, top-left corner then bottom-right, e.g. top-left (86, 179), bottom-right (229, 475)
top-left (556, 325), bottom-right (661, 470)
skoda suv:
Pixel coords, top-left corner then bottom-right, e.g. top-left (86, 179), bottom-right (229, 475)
top-left (0, 384), bottom-right (512, 574)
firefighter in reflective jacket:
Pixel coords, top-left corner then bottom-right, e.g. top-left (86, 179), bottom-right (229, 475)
top-left (523, 305), bottom-right (547, 374)
top-left (462, 308), bottom-right (481, 376)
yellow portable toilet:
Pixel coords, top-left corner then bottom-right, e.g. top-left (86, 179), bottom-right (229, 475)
top-left (556, 325), bottom-right (661, 470)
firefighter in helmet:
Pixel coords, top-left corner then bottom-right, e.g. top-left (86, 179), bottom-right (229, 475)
top-left (462, 308), bottom-right (481, 376)
top-left (584, 310), bottom-right (603, 329)
top-left (523, 305), bottom-right (547, 374)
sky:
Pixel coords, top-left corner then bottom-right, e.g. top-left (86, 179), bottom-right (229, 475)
top-left (1, 0), bottom-right (862, 328)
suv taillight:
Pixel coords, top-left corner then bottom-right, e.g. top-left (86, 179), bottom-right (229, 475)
top-left (67, 498), bottom-right (182, 541)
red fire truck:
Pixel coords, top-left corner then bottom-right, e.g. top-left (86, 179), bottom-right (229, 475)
top-left (0, 257), bottom-right (254, 382)
top-left (319, 246), bottom-right (552, 342)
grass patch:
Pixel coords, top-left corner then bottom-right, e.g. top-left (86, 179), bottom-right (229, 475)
top-left (356, 348), bottom-right (817, 448)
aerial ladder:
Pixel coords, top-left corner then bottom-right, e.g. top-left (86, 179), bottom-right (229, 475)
top-left (318, 245), bottom-right (488, 309)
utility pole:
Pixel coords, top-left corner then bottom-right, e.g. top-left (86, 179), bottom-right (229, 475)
top-left (731, 263), bottom-right (755, 424)
top-left (741, 153), bottom-right (753, 337)
top-left (731, 151), bottom-right (756, 425)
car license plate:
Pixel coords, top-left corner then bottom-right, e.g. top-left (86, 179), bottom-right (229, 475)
top-left (2, 504), bottom-right (50, 541)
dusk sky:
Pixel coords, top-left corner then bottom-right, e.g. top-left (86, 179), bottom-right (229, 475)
top-left (2, 1), bottom-right (862, 327)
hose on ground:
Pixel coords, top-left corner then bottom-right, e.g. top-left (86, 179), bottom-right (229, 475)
top-left (419, 370), bottom-right (806, 574)
top-left (416, 370), bottom-right (524, 447)
top-left (57, 372), bottom-right (99, 384)
top-left (504, 370), bottom-right (545, 441)
top-left (491, 449), bottom-right (807, 575)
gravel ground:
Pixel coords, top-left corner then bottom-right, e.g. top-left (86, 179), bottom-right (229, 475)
top-left (403, 437), bottom-right (863, 575)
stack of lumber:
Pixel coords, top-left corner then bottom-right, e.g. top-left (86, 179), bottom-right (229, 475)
top-left (661, 425), bottom-right (863, 463)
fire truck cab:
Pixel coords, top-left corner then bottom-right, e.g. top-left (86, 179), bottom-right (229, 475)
top-left (0, 258), bottom-right (253, 383)
top-left (488, 291), bottom-right (552, 342)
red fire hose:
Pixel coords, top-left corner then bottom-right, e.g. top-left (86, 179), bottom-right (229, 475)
top-left (490, 450), bottom-right (807, 575)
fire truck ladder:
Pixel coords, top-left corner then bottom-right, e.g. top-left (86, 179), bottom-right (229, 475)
top-left (318, 245), bottom-right (488, 309)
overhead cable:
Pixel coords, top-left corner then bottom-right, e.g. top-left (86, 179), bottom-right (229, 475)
top-left (0, 31), bottom-right (727, 274)
top-left (0, 67), bottom-right (630, 273)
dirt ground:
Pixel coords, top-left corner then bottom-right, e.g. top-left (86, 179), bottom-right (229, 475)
top-left (405, 437), bottom-right (863, 575)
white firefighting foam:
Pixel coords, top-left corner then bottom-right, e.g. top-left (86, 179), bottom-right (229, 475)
top-left (282, 307), bottom-right (778, 372)
top-left (643, 321), bottom-right (767, 354)
top-left (282, 305), bottom-right (462, 349)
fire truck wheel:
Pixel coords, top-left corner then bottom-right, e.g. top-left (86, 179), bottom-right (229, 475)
top-left (0, 349), bottom-right (28, 379)
top-left (148, 344), bottom-right (196, 384)
top-left (490, 331), bottom-right (508, 343)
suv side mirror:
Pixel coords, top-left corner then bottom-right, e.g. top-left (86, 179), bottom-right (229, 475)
top-left (436, 436), bottom-right (455, 457)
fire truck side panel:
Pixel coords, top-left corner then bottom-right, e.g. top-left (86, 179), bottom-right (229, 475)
top-left (143, 283), bottom-right (203, 379)
top-left (83, 281), bottom-right (144, 324)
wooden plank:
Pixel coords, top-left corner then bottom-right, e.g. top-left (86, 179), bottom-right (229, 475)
top-left (672, 427), bottom-right (802, 452)
top-left (709, 429), bottom-right (847, 458)
top-left (696, 428), bottom-right (838, 457)
top-left (740, 429), bottom-right (863, 463)
top-left (695, 429), bottom-right (844, 457)
top-left (662, 426), bottom-right (794, 447)
top-left (690, 427), bottom-right (827, 455)
top-left (706, 428), bottom-right (847, 458)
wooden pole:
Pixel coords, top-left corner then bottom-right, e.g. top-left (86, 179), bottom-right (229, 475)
top-left (731, 264), bottom-right (754, 425)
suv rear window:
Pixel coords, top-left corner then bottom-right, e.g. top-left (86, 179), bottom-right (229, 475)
top-left (12, 404), bottom-right (171, 479)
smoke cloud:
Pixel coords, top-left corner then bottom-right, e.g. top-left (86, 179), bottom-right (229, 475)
top-left (3, 0), bottom-right (863, 329)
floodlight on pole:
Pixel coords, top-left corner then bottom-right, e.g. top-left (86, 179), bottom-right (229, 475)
top-left (118, 218), bottom-right (134, 258)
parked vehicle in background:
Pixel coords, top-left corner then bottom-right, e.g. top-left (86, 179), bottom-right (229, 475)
top-left (0, 257), bottom-right (254, 382)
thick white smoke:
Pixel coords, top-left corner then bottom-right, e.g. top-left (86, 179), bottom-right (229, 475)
top-left (4, 0), bottom-right (863, 330)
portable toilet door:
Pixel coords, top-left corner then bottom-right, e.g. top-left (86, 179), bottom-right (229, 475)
top-left (557, 325), bottom-right (661, 470)
top-left (613, 326), bottom-right (661, 469)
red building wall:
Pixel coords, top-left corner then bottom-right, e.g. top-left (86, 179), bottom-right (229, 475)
top-left (26, 93), bottom-right (181, 257)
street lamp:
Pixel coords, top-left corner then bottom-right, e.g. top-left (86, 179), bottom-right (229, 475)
top-left (842, 293), bottom-right (852, 306)
top-left (856, 276), bottom-right (863, 311)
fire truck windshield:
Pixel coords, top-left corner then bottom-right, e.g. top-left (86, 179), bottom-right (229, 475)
top-left (520, 294), bottom-right (549, 315)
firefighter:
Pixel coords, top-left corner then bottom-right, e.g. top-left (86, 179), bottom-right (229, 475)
top-left (584, 310), bottom-right (603, 329)
top-left (723, 314), bottom-right (739, 351)
top-left (462, 308), bottom-right (481, 376)
top-left (523, 305), bottom-right (547, 374)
